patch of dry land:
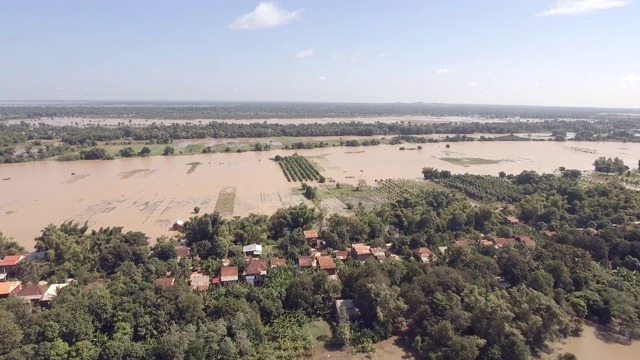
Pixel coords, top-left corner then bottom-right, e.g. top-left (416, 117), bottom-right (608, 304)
top-left (1, 141), bottom-right (639, 248)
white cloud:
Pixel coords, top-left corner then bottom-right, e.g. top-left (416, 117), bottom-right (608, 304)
top-left (229, 2), bottom-right (301, 30)
top-left (468, 82), bottom-right (480, 88)
top-left (295, 48), bottom-right (315, 59)
top-left (376, 52), bottom-right (391, 58)
top-left (538, 0), bottom-right (630, 16)
top-left (318, 75), bottom-right (327, 81)
top-left (622, 74), bottom-right (640, 86)
top-left (534, 83), bottom-right (540, 88)
top-left (436, 68), bottom-right (451, 74)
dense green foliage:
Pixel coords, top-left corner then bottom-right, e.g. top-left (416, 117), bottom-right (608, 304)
top-left (1, 169), bottom-right (640, 359)
top-left (593, 156), bottom-right (629, 174)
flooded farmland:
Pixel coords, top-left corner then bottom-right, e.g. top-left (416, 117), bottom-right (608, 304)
top-left (1, 141), bottom-right (639, 249)
top-left (543, 325), bottom-right (640, 360)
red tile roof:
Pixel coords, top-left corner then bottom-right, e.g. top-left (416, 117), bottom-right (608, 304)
top-left (17, 284), bottom-right (48, 299)
top-left (540, 230), bottom-right (556, 237)
top-left (481, 240), bottom-right (495, 247)
top-left (351, 244), bottom-right (371, 255)
top-left (493, 238), bottom-right (516, 248)
top-left (506, 216), bottom-right (520, 224)
top-left (270, 258), bottom-right (286, 267)
top-left (0, 255), bottom-right (25, 267)
top-left (413, 247), bottom-right (432, 257)
top-left (303, 230), bottom-right (319, 239)
top-left (515, 235), bottom-right (536, 247)
top-left (335, 251), bottom-right (349, 259)
top-left (317, 256), bottom-right (336, 270)
top-left (244, 260), bottom-right (268, 276)
top-left (454, 240), bottom-right (469, 247)
top-left (298, 256), bottom-right (314, 267)
top-left (175, 247), bottom-right (190, 257)
top-left (0, 281), bottom-right (21, 296)
top-left (220, 266), bottom-right (239, 281)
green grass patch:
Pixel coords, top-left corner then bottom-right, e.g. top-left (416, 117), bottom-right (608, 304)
top-left (186, 162), bottom-right (202, 174)
top-left (440, 157), bottom-right (503, 166)
top-left (308, 320), bottom-right (333, 347)
top-left (183, 144), bottom-right (204, 154)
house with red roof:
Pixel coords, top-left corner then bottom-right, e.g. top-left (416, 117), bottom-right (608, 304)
top-left (0, 255), bottom-right (25, 279)
top-left (303, 230), bottom-right (321, 248)
top-left (0, 280), bottom-right (21, 298)
top-left (492, 238), bottom-right (517, 248)
top-left (412, 247), bottom-right (435, 263)
top-left (334, 250), bottom-right (349, 260)
top-left (297, 256), bottom-right (315, 269)
top-left (243, 260), bottom-right (268, 286)
top-left (269, 258), bottom-right (286, 268)
top-left (220, 266), bottom-right (239, 286)
top-left (17, 283), bottom-right (49, 303)
top-left (317, 256), bottom-right (337, 276)
top-left (515, 235), bottom-right (536, 248)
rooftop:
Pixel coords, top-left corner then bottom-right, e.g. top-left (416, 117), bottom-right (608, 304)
top-left (351, 244), bottom-right (371, 255)
top-left (156, 278), bottom-right (175, 287)
top-left (176, 247), bottom-right (190, 257)
top-left (317, 256), bottom-right (337, 270)
top-left (220, 266), bottom-right (239, 281)
top-left (298, 256), bottom-right (314, 267)
top-left (303, 230), bottom-right (319, 239)
top-left (335, 250), bottom-right (349, 259)
top-left (0, 255), bottom-right (25, 267)
top-left (41, 283), bottom-right (68, 302)
top-left (270, 258), bottom-right (286, 267)
top-left (0, 280), bottom-right (21, 296)
top-left (244, 260), bottom-right (268, 276)
top-left (17, 283), bottom-right (49, 300)
top-left (493, 238), bottom-right (517, 248)
top-left (242, 244), bottom-right (263, 253)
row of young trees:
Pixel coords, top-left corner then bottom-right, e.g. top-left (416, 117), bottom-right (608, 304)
top-left (275, 154), bottom-right (322, 182)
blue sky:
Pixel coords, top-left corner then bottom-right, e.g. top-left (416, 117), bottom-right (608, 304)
top-left (1, 0), bottom-right (639, 107)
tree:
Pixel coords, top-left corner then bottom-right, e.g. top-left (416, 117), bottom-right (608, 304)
top-left (163, 146), bottom-right (174, 156)
top-left (0, 310), bottom-right (23, 356)
top-left (138, 146), bottom-right (151, 157)
top-left (118, 147), bottom-right (136, 157)
top-left (0, 231), bottom-right (24, 257)
top-left (194, 206), bottom-right (201, 214)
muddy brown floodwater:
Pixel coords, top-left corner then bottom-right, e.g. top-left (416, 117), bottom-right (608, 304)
top-left (543, 325), bottom-right (640, 359)
top-left (1, 141), bottom-right (639, 249)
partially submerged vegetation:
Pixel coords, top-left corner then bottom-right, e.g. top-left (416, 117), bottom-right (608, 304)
top-left (275, 154), bottom-right (323, 182)
top-left (186, 162), bottom-right (201, 174)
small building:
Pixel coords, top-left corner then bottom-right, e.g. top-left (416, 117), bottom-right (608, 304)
top-left (515, 235), bottom-right (536, 248)
top-left (481, 240), bottom-right (495, 247)
top-left (297, 256), bottom-right (315, 269)
top-left (317, 256), bottom-right (337, 276)
top-left (17, 283), bottom-right (49, 303)
top-left (41, 283), bottom-right (68, 303)
top-left (243, 260), bottom-right (268, 286)
top-left (506, 216), bottom-right (520, 225)
top-left (172, 220), bottom-right (184, 231)
top-left (413, 247), bottom-right (434, 263)
top-left (370, 247), bottom-right (387, 261)
top-left (269, 258), bottom-right (286, 268)
top-left (189, 272), bottom-right (210, 291)
top-left (454, 240), bottom-right (469, 247)
top-left (540, 230), bottom-right (556, 238)
top-left (175, 247), bottom-right (190, 259)
top-left (351, 244), bottom-right (371, 261)
top-left (613, 224), bottom-right (634, 231)
top-left (242, 244), bottom-right (263, 257)
top-left (0, 255), bottom-right (25, 278)
top-left (220, 266), bottom-right (239, 285)
top-left (335, 299), bottom-right (360, 324)
top-left (303, 230), bottom-right (321, 248)
top-left (156, 278), bottom-right (175, 287)
top-left (335, 250), bottom-right (349, 260)
top-left (492, 238), bottom-right (517, 249)
top-left (0, 280), bottom-right (21, 298)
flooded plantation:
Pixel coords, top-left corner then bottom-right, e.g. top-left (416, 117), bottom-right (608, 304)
top-left (1, 141), bottom-right (639, 248)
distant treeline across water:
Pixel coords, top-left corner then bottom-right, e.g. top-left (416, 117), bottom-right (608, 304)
top-left (1, 102), bottom-right (639, 120)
